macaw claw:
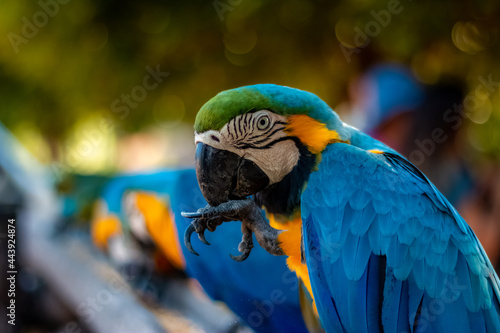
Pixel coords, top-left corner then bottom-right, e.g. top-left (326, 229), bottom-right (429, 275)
top-left (230, 251), bottom-right (251, 262)
top-left (184, 223), bottom-right (200, 256)
top-left (181, 211), bottom-right (203, 218)
top-left (198, 229), bottom-right (210, 245)
top-left (183, 199), bottom-right (284, 261)
top-left (230, 228), bottom-right (253, 261)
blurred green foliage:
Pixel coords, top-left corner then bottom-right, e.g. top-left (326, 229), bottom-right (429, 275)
top-left (0, 0), bottom-right (499, 170)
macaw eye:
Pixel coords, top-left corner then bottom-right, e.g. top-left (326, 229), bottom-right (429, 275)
top-left (257, 115), bottom-right (270, 130)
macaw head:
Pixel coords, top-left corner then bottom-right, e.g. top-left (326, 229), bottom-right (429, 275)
top-left (194, 84), bottom-right (349, 214)
top-left (124, 191), bottom-right (185, 271)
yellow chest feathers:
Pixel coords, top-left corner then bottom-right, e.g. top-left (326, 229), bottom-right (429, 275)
top-left (267, 213), bottom-right (317, 313)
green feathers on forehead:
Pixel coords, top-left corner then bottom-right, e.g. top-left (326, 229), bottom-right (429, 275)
top-left (194, 84), bottom-right (340, 133)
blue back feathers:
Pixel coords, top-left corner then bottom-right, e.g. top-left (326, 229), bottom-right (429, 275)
top-left (301, 129), bottom-right (500, 333)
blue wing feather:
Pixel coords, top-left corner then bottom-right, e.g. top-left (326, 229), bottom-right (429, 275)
top-left (302, 142), bottom-right (500, 332)
top-left (381, 267), bottom-right (410, 333)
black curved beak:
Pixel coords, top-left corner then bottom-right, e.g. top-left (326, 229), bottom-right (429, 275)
top-left (195, 143), bottom-right (269, 206)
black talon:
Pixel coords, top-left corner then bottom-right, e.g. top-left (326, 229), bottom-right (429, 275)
top-left (198, 230), bottom-right (210, 245)
top-left (184, 223), bottom-right (199, 256)
top-left (230, 232), bottom-right (254, 262)
top-left (230, 248), bottom-right (252, 262)
top-left (182, 211), bottom-right (203, 218)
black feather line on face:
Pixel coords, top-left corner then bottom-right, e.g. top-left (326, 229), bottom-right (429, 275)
top-left (247, 121), bottom-right (283, 141)
top-left (244, 113), bottom-right (250, 127)
top-left (248, 126), bottom-right (286, 145)
top-left (236, 136), bottom-right (293, 150)
top-left (238, 116), bottom-right (244, 137)
top-left (255, 137), bottom-right (317, 217)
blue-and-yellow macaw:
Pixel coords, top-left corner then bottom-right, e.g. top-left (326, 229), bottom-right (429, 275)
top-left (184, 84), bottom-right (500, 332)
top-left (91, 170), bottom-right (185, 276)
top-left (91, 168), bottom-right (309, 333)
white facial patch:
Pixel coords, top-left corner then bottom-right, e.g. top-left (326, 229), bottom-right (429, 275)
top-left (195, 110), bottom-right (300, 185)
top-left (123, 192), bottom-right (151, 243)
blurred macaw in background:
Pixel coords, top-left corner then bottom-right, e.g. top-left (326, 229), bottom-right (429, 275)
top-left (184, 84), bottom-right (500, 332)
top-left (90, 168), bottom-right (310, 333)
top-left (90, 170), bottom-right (186, 280)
